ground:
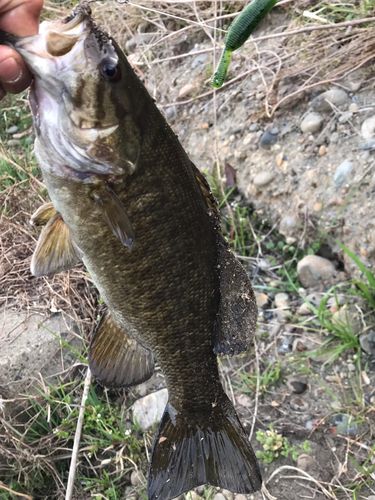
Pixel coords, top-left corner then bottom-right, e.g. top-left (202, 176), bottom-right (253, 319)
top-left (0, 1), bottom-right (374, 500)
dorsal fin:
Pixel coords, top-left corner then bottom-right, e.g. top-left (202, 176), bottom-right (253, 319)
top-left (92, 185), bottom-right (135, 250)
top-left (193, 165), bottom-right (219, 214)
top-left (31, 212), bottom-right (82, 277)
top-left (30, 202), bottom-right (56, 226)
top-left (89, 309), bottom-right (154, 388)
top-left (214, 245), bottom-right (258, 356)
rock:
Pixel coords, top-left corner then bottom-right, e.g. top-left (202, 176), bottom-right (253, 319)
top-left (214, 494), bottom-right (226, 500)
top-left (334, 159), bottom-right (353, 188)
top-left (254, 292), bottom-right (269, 308)
top-left (311, 88), bottom-right (349, 112)
top-left (196, 486), bottom-right (205, 496)
top-left (133, 388), bottom-right (168, 431)
top-left (290, 397), bottom-right (308, 411)
top-left (359, 329), bottom-right (375, 356)
top-left (179, 83), bottom-right (195, 98)
top-left (191, 53), bottom-right (208, 69)
top-left (236, 393), bottom-right (252, 408)
top-left (349, 102), bottom-right (359, 113)
top-left (249, 122), bottom-right (259, 132)
top-left (298, 302), bottom-right (313, 315)
top-left (260, 130), bottom-right (278, 149)
top-left (361, 140), bottom-right (375, 150)
top-left (297, 255), bottom-right (336, 287)
top-left (188, 492), bottom-right (199, 500)
top-left (165, 107), bottom-right (175, 120)
top-left (331, 414), bottom-right (359, 436)
top-left (130, 470), bottom-right (143, 487)
top-left (275, 292), bottom-right (289, 308)
top-left (338, 111), bottom-right (353, 124)
top-left (361, 116), bottom-right (375, 140)
top-left (279, 215), bottom-right (300, 237)
top-left (318, 145), bottom-right (326, 156)
top-left (332, 306), bottom-right (361, 335)
top-left (300, 112), bottom-right (324, 133)
top-left (125, 33), bottom-right (155, 53)
top-left (287, 376), bottom-right (308, 394)
top-left (327, 295), bottom-right (346, 307)
top-left (222, 490), bottom-right (234, 500)
top-left (0, 311), bottom-right (79, 394)
top-left (235, 495), bottom-right (247, 500)
top-left (297, 454), bottom-right (315, 472)
top-left (329, 131), bottom-right (339, 143)
top-left (6, 125), bottom-right (18, 134)
top-left (253, 171), bottom-right (274, 188)
top-left (7, 139), bottom-right (21, 146)
top-left (279, 336), bottom-right (293, 354)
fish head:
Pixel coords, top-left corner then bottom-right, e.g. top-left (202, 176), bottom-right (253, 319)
top-left (11, 3), bottom-right (141, 177)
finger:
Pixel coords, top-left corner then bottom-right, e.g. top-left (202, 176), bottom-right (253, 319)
top-left (0, 0), bottom-right (43, 36)
top-left (0, 45), bottom-right (31, 93)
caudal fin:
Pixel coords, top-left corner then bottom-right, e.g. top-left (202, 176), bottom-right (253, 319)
top-left (148, 391), bottom-right (262, 500)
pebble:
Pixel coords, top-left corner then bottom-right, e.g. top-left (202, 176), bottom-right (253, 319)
top-left (297, 454), bottom-right (315, 472)
top-left (243, 132), bottom-right (257, 146)
top-left (7, 139), bottom-right (21, 146)
top-left (329, 132), bottom-right (339, 143)
top-left (196, 486), bottom-right (205, 496)
top-left (191, 53), bottom-right (208, 69)
top-left (311, 88), bottom-right (349, 112)
top-left (327, 295), bottom-right (346, 307)
top-left (348, 363), bottom-right (356, 372)
top-left (179, 83), bottom-right (195, 98)
top-left (318, 145), bottom-right (326, 156)
top-left (338, 111), bottom-right (353, 124)
top-left (290, 397), bottom-right (309, 411)
top-left (235, 495), bottom-right (247, 500)
top-left (331, 414), bottom-right (359, 436)
top-left (233, 125), bottom-right (245, 134)
top-left (130, 470), bottom-right (143, 487)
top-left (359, 329), bottom-right (375, 356)
top-left (254, 292), bottom-right (269, 308)
top-left (222, 490), bottom-right (234, 500)
top-left (6, 125), bottom-right (18, 134)
top-left (334, 159), bottom-right (353, 188)
top-left (297, 255), bottom-right (336, 288)
top-left (332, 306), bottom-right (361, 335)
top-left (253, 171), bottom-right (274, 188)
top-left (133, 388), bottom-right (168, 431)
top-left (275, 292), bottom-right (289, 308)
top-left (260, 130), bottom-right (278, 149)
top-left (298, 302), bottom-right (313, 316)
top-left (165, 107), bottom-right (175, 120)
top-left (249, 122), bottom-right (259, 132)
top-left (361, 141), bottom-right (375, 150)
top-left (300, 112), bottom-right (324, 133)
top-left (188, 493), bottom-right (199, 500)
top-left (279, 215), bottom-right (300, 237)
top-left (278, 336), bottom-right (293, 354)
top-left (349, 102), bottom-right (359, 113)
top-left (236, 393), bottom-right (253, 408)
top-left (361, 116), bottom-right (375, 140)
top-left (214, 494), bottom-right (227, 500)
top-left (287, 376), bottom-right (308, 394)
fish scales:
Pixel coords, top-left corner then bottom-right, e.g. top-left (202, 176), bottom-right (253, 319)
top-left (1, 4), bottom-right (262, 499)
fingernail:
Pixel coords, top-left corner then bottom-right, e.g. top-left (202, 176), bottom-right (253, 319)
top-left (0, 57), bottom-right (22, 83)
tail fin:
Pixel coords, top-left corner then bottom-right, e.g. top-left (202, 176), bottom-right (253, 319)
top-left (148, 391), bottom-right (262, 500)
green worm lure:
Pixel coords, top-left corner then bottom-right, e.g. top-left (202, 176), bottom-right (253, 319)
top-left (212, 0), bottom-right (279, 88)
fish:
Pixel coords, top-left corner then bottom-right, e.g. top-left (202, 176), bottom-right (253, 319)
top-left (0, 4), bottom-right (262, 499)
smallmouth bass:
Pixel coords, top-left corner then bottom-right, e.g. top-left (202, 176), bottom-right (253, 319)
top-left (1, 5), bottom-right (262, 498)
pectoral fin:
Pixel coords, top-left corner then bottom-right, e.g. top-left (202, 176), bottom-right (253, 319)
top-left (93, 186), bottom-right (135, 250)
top-left (31, 212), bottom-right (82, 277)
top-left (89, 309), bottom-right (154, 388)
top-left (214, 245), bottom-right (258, 356)
top-left (30, 202), bottom-right (56, 226)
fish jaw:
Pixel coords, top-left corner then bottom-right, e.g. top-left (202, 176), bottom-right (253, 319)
top-left (5, 3), bottom-right (140, 177)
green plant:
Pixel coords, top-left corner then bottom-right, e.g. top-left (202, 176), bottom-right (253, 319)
top-left (233, 360), bottom-right (281, 394)
top-left (256, 424), bottom-right (311, 464)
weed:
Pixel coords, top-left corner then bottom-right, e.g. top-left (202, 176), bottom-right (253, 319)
top-left (233, 360), bottom-right (281, 394)
top-left (256, 423), bottom-right (311, 464)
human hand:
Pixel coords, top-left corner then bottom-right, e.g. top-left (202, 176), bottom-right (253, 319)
top-left (0, 0), bottom-right (43, 99)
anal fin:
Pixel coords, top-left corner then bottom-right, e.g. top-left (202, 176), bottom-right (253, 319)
top-left (30, 202), bottom-right (56, 226)
top-left (214, 245), bottom-right (258, 356)
top-left (31, 212), bottom-right (82, 277)
top-left (89, 309), bottom-right (154, 388)
top-left (92, 185), bottom-right (135, 250)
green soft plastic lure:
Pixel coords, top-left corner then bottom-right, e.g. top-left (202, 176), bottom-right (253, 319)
top-left (212, 0), bottom-right (279, 88)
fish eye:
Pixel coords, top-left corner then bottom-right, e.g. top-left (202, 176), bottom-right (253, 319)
top-left (100, 59), bottom-right (122, 82)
